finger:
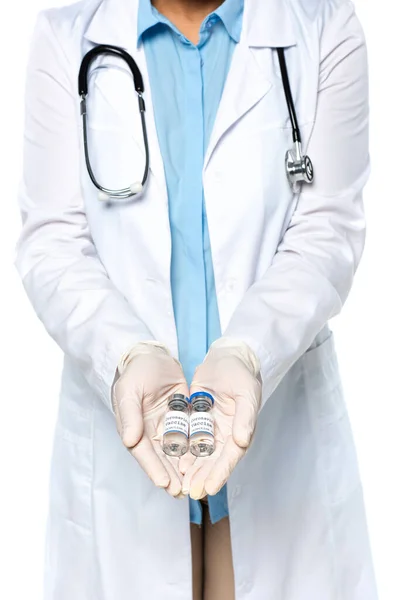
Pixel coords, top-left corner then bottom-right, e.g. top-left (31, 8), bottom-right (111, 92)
top-left (205, 436), bottom-right (246, 496)
top-left (130, 436), bottom-right (170, 488)
top-left (189, 381), bottom-right (213, 398)
top-left (187, 459), bottom-right (217, 500)
top-left (183, 441), bottom-right (224, 499)
top-left (158, 453), bottom-right (183, 498)
top-left (232, 393), bottom-right (259, 448)
top-left (178, 450), bottom-right (197, 475)
top-left (154, 357), bottom-right (190, 400)
top-left (181, 459), bottom-right (203, 496)
top-left (173, 381), bottom-right (190, 399)
top-left (174, 492), bottom-right (187, 499)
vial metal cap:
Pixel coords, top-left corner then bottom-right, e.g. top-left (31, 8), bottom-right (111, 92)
top-left (189, 391), bottom-right (215, 405)
top-left (167, 393), bottom-right (189, 410)
top-left (168, 393), bottom-right (188, 402)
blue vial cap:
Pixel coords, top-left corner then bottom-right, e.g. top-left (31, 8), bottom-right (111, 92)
top-left (189, 391), bottom-right (215, 405)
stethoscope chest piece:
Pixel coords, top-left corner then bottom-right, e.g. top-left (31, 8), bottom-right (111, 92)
top-left (285, 141), bottom-right (314, 192)
top-left (276, 46), bottom-right (314, 193)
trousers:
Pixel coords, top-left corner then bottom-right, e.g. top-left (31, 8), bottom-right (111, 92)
top-left (190, 500), bottom-right (235, 600)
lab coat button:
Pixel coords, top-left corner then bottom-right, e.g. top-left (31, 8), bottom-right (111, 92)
top-left (232, 485), bottom-right (241, 499)
top-left (242, 580), bottom-right (252, 593)
top-left (226, 279), bottom-right (236, 292)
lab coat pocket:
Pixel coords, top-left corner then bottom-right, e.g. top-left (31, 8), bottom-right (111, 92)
top-left (302, 333), bottom-right (361, 506)
top-left (303, 332), bottom-right (343, 422)
top-left (49, 420), bottom-right (93, 532)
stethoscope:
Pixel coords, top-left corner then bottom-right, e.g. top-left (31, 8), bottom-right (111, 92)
top-left (78, 45), bottom-right (314, 202)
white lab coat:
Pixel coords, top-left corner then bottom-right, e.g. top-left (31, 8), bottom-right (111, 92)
top-left (16, 0), bottom-right (377, 598)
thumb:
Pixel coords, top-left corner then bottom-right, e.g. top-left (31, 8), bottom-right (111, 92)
top-left (173, 381), bottom-right (190, 400)
top-left (232, 393), bottom-right (259, 448)
top-left (189, 379), bottom-right (213, 398)
top-left (113, 384), bottom-right (144, 448)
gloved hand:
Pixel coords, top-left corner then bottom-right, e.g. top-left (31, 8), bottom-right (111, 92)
top-left (179, 338), bottom-right (262, 500)
top-left (112, 341), bottom-right (189, 497)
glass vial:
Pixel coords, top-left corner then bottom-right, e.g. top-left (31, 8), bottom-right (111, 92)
top-left (189, 392), bottom-right (215, 457)
top-left (162, 393), bottom-right (190, 457)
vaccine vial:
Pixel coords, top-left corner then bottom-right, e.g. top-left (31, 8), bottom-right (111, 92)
top-left (162, 393), bottom-right (190, 457)
top-left (189, 392), bottom-right (215, 457)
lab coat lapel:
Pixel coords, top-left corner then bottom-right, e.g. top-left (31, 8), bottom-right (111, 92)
top-left (204, 0), bottom-right (297, 170)
top-left (131, 47), bottom-right (167, 196)
top-left (204, 42), bottom-right (273, 170)
top-left (83, 0), bottom-right (167, 196)
top-left (82, 0), bottom-right (297, 186)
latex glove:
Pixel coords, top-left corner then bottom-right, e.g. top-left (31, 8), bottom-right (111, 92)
top-left (180, 338), bottom-right (262, 500)
top-left (112, 341), bottom-right (189, 497)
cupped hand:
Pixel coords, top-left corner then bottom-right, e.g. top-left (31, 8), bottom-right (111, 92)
top-left (112, 342), bottom-right (189, 497)
top-left (179, 340), bottom-right (262, 500)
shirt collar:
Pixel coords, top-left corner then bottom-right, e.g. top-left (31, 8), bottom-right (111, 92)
top-left (137, 0), bottom-right (160, 43)
top-left (137, 0), bottom-right (244, 45)
top-left (214, 0), bottom-right (244, 42)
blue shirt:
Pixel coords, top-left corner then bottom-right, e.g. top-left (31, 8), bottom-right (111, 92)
top-left (138, 0), bottom-right (244, 525)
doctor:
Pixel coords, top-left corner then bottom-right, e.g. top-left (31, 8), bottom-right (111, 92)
top-left (16, 0), bottom-right (377, 598)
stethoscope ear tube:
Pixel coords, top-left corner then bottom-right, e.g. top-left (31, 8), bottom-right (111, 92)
top-left (78, 44), bottom-right (144, 96)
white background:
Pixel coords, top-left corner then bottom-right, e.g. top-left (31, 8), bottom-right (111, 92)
top-left (0, 0), bottom-right (398, 598)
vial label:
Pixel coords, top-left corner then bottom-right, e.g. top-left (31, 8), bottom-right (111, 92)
top-left (164, 411), bottom-right (189, 436)
top-left (190, 412), bottom-right (214, 437)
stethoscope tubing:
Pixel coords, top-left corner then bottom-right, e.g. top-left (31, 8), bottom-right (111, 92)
top-left (79, 44), bottom-right (145, 95)
top-left (79, 44), bottom-right (149, 199)
top-left (78, 44), bottom-right (313, 201)
top-left (276, 47), bottom-right (301, 145)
